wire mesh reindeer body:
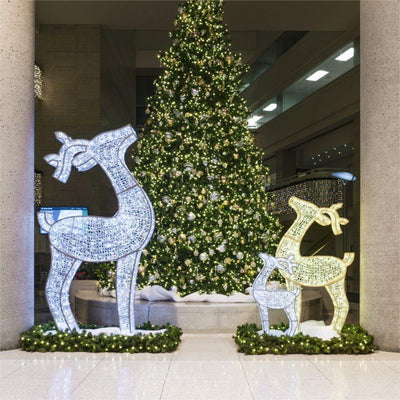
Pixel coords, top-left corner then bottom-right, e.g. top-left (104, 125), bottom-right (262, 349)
top-left (253, 254), bottom-right (300, 336)
top-left (38, 125), bottom-right (155, 334)
top-left (275, 196), bottom-right (354, 333)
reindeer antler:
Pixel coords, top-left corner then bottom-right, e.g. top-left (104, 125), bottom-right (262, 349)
top-left (276, 254), bottom-right (297, 274)
top-left (319, 203), bottom-right (349, 235)
top-left (44, 132), bottom-right (89, 183)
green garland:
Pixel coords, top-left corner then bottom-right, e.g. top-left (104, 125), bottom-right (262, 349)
top-left (20, 322), bottom-right (182, 353)
top-left (234, 323), bottom-right (376, 355)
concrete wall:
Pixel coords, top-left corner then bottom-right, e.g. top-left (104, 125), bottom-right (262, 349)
top-left (35, 25), bottom-right (101, 220)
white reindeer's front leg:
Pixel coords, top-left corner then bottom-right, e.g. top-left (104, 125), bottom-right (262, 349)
top-left (61, 258), bottom-right (82, 332)
top-left (46, 248), bottom-right (81, 332)
top-left (284, 301), bottom-right (299, 336)
top-left (117, 252), bottom-right (141, 334)
top-left (286, 279), bottom-right (302, 333)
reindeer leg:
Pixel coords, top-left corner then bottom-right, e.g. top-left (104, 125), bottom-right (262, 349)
top-left (60, 258), bottom-right (82, 332)
top-left (286, 280), bottom-right (302, 333)
top-left (46, 247), bottom-right (78, 331)
top-left (258, 303), bottom-right (270, 334)
top-left (326, 278), bottom-right (349, 333)
top-left (116, 252), bottom-right (141, 334)
top-left (284, 301), bottom-right (298, 336)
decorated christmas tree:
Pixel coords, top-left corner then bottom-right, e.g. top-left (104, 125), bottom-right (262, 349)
top-left (134, 0), bottom-right (281, 296)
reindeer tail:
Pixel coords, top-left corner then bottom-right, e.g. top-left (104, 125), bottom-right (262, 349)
top-left (343, 252), bottom-right (355, 267)
top-left (37, 212), bottom-right (55, 233)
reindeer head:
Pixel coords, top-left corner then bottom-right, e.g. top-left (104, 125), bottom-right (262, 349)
top-left (288, 196), bottom-right (349, 236)
top-left (44, 125), bottom-right (137, 183)
top-left (316, 203), bottom-right (349, 235)
top-left (258, 253), bottom-right (297, 274)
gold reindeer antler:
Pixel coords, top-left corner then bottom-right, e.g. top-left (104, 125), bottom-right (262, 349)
top-left (320, 203), bottom-right (349, 235)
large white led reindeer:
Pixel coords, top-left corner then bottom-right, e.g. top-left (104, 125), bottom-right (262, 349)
top-left (253, 254), bottom-right (300, 337)
top-left (38, 125), bottom-right (155, 334)
top-left (275, 196), bottom-right (354, 333)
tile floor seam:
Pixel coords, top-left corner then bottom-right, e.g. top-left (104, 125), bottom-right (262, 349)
top-left (383, 361), bottom-right (400, 373)
top-left (238, 351), bottom-right (256, 400)
top-left (159, 352), bottom-right (173, 399)
top-left (307, 357), bottom-right (334, 384)
top-left (68, 356), bottom-right (105, 396)
top-left (1, 359), bottom-right (33, 379)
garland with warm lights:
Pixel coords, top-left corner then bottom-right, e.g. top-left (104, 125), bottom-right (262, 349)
top-left (234, 323), bottom-right (376, 355)
top-left (20, 322), bottom-right (182, 353)
top-left (134, 0), bottom-right (282, 296)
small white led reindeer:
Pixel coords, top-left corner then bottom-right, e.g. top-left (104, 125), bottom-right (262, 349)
top-left (253, 254), bottom-right (300, 337)
top-left (38, 125), bottom-right (155, 334)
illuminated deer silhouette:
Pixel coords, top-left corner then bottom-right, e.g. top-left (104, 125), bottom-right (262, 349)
top-left (275, 196), bottom-right (354, 333)
top-left (253, 254), bottom-right (300, 337)
top-left (38, 125), bottom-right (155, 334)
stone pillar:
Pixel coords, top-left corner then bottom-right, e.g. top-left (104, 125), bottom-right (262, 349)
top-left (360, 0), bottom-right (400, 351)
top-left (0, 0), bottom-right (35, 349)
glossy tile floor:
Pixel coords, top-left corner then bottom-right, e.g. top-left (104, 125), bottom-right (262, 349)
top-left (1, 333), bottom-right (399, 400)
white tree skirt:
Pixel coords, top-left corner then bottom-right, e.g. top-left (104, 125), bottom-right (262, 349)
top-left (299, 320), bottom-right (339, 340)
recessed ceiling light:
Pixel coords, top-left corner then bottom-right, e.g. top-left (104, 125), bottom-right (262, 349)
top-left (306, 70), bottom-right (329, 81)
top-left (247, 115), bottom-right (263, 127)
top-left (263, 103), bottom-right (277, 112)
top-left (335, 48), bottom-right (354, 62)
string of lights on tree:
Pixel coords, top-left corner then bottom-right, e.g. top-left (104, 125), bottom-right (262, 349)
top-left (133, 0), bottom-right (281, 296)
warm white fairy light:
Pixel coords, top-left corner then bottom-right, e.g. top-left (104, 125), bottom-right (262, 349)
top-left (275, 196), bottom-right (354, 333)
top-left (38, 125), bottom-right (155, 334)
top-left (34, 64), bottom-right (43, 100)
top-left (268, 179), bottom-right (344, 214)
top-left (34, 171), bottom-right (43, 206)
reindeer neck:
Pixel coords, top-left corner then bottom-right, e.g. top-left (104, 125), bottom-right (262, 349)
top-left (281, 211), bottom-right (317, 252)
top-left (99, 159), bottom-right (138, 196)
top-left (253, 266), bottom-right (274, 290)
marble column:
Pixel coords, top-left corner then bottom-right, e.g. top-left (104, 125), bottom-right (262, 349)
top-left (360, 0), bottom-right (400, 351)
top-left (0, 0), bottom-right (35, 349)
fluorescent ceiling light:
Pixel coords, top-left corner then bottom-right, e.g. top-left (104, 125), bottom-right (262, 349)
top-left (263, 103), bottom-right (277, 112)
top-left (247, 115), bottom-right (263, 126)
top-left (306, 70), bottom-right (329, 81)
top-left (335, 48), bottom-right (354, 62)
top-left (332, 172), bottom-right (357, 182)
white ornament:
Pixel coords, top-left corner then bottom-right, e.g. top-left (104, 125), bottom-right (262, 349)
top-left (216, 264), bottom-right (225, 273)
top-left (199, 252), bottom-right (208, 261)
top-left (188, 212), bottom-right (196, 221)
top-left (236, 252), bottom-right (244, 259)
top-left (253, 254), bottom-right (300, 337)
top-left (217, 244), bottom-right (226, 252)
top-left (38, 125), bottom-right (155, 334)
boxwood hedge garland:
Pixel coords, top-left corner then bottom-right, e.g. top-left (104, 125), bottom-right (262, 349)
top-left (20, 322), bottom-right (182, 353)
top-left (234, 323), bottom-right (376, 355)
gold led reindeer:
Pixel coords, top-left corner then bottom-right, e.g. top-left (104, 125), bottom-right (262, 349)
top-left (275, 196), bottom-right (354, 333)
